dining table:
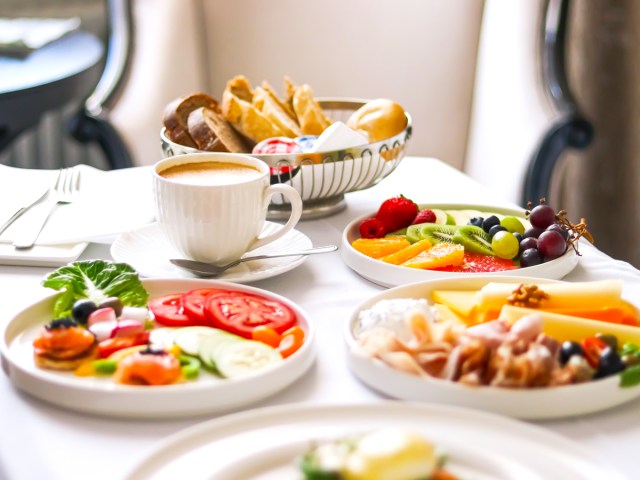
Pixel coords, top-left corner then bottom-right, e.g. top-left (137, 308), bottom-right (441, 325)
top-left (0, 156), bottom-right (639, 480)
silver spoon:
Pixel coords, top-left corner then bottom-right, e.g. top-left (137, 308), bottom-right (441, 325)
top-left (170, 245), bottom-right (338, 277)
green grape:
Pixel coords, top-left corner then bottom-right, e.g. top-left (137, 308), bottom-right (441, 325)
top-left (500, 216), bottom-right (525, 235)
top-left (491, 231), bottom-right (519, 259)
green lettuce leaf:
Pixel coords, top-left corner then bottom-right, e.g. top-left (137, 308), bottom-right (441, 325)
top-left (42, 260), bottom-right (149, 318)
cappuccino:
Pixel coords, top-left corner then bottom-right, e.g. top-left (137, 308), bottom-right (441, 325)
top-left (160, 161), bottom-right (261, 186)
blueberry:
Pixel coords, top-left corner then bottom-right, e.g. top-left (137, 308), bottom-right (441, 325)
top-left (519, 248), bottom-right (543, 268)
top-left (482, 215), bottom-right (500, 233)
top-left (488, 224), bottom-right (507, 238)
top-left (513, 232), bottom-right (523, 243)
top-left (468, 217), bottom-right (484, 228)
top-left (559, 341), bottom-right (583, 366)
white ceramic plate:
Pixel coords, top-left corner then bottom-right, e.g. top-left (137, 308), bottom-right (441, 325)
top-left (341, 203), bottom-right (579, 288)
top-left (124, 402), bottom-right (623, 480)
top-left (345, 275), bottom-right (640, 419)
top-left (111, 222), bottom-right (312, 282)
top-left (0, 278), bottom-right (315, 419)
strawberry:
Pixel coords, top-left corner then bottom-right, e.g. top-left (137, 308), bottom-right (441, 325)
top-left (375, 195), bottom-right (419, 233)
top-left (359, 218), bottom-right (386, 238)
top-left (412, 208), bottom-right (436, 225)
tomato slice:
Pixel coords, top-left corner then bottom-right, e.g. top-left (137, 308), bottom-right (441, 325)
top-left (204, 293), bottom-right (296, 339)
top-left (97, 331), bottom-right (150, 358)
top-left (149, 294), bottom-right (196, 327)
top-left (582, 336), bottom-right (608, 368)
top-left (181, 288), bottom-right (229, 323)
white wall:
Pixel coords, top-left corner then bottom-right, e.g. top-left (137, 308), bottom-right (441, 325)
top-left (110, 0), bottom-right (483, 169)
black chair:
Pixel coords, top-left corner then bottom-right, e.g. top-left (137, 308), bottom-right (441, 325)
top-left (68, 0), bottom-right (135, 169)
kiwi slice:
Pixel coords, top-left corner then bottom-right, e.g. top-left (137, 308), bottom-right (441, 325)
top-left (415, 224), bottom-right (457, 244)
top-left (453, 225), bottom-right (494, 255)
top-left (385, 227), bottom-right (408, 239)
top-left (405, 225), bottom-right (422, 243)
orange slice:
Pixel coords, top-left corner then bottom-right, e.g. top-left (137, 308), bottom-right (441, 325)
top-left (351, 237), bottom-right (410, 259)
top-left (381, 238), bottom-right (433, 265)
top-left (402, 243), bottom-right (464, 269)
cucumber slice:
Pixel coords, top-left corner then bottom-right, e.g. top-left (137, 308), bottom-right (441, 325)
top-left (173, 326), bottom-right (229, 356)
top-left (148, 327), bottom-right (179, 350)
top-left (198, 332), bottom-right (244, 371)
top-left (214, 340), bottom-right (283, 379)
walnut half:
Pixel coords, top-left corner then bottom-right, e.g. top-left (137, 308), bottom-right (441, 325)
top-left (506, 284), bottom-right (550, 308)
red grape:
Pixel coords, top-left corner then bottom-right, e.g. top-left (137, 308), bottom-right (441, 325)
top-left (537, 230), bottom-right (567, 260)
top-left (529, 205), bottom-right (556, 229)
top-left (524, 226), bottom-right (545, 239)
top-left (519, 237), bottom-right (538, 251)
top-left (546, 223), bottom-right (570, 241)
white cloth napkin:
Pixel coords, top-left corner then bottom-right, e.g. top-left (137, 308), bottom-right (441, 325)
top-left (0, 164), bottom-right (155, 245)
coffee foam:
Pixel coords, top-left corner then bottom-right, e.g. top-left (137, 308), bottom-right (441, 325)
top-left (160, 161), bottom-right (261, 186)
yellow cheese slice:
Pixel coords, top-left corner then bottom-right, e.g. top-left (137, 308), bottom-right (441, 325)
top-left (498, 305), bottom-right (640, 345)
top-left (431, 290), bottom-right (476, 318)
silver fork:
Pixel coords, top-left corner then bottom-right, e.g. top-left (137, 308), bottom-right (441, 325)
top-left (13, 168), bottom-right (81, 249)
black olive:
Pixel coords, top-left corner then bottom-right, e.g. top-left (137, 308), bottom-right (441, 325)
top-left (71, 299), bottom-right (98, 324)
top-left (595, 333), bottom-right (618, 351)
top-left (559, 341), bottom-right (583, 366)
top-left (98, 297), bottom-right (123, 317)
top-left (595, 347), bottom-right (626, 379)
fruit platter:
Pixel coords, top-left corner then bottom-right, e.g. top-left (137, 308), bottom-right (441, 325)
top-left (0, 260), bottom-right (315, 418)
top-left (345, 276), bottom-right (640, 419)
top-left (342, 198), bottom-right (587, 287)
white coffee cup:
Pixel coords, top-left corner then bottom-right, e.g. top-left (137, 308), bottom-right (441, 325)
top-left (153, 153), bottom-right (303, 264)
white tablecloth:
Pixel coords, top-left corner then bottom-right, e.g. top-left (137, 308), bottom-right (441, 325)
top-left (1, 157), bottom-right (638, 480)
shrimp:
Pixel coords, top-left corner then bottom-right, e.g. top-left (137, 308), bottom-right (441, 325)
top-left (113, 348), bottom-right (181, 386)
top-left (33, 318), bottom-right (96, 364)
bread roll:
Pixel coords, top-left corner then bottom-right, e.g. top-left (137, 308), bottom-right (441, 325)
top-left (347, 99), bottom-right (407, 142)
top-left (188, 106), bottom-right (253, 153)
top-left (163, 93), bottom-right (219, 147)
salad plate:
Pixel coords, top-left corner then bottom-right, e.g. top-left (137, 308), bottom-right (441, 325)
top-left (0, 278), bottom-right (315, 419)
top-left (341, 203), bottom-right (579, 288)
top-left (111, 222), bottom-right (312, 282)
top-left (345, 276), bottom-right (640, 419)
top-left (124, 402), bottom-right (623, 479)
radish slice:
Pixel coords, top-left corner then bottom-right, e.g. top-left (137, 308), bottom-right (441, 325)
top-left (89, 320), bottom-right (118, 342)
top-left (111, 319), bottom-right (145, 338)
top-left (88, 307), bottom-right (117, 327)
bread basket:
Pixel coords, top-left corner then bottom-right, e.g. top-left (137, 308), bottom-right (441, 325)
top-left (160, 98), bottom-right (412, 220)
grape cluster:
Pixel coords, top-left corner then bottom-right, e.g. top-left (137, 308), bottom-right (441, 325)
top-left (467, 201), bottom-right (577, 265)
top-left (520, 203), bottom-right (570, 267)
top-left (468, 214), bottom-right (523, 260)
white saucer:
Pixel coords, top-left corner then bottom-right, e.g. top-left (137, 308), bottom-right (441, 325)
top-left (111, 222), bottom-right (312, 282)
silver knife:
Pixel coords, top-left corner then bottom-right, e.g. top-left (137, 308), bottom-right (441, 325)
top-left (0, 187), bottom-right (50, 236)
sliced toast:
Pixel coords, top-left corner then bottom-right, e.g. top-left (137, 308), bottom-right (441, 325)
top-left (187, 106), bottom-right (253, 153)
top-left (163, 93), bottom-right (219, 148)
